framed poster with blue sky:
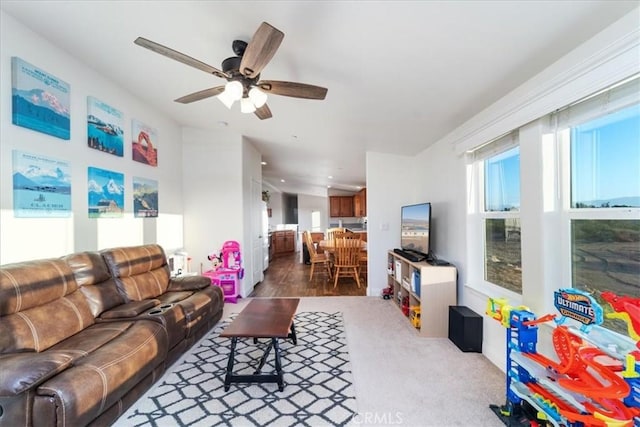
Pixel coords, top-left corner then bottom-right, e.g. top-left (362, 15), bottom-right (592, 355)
top-left (132, 119), bottom-right (158, 166)
top-left (133, 177), bottom-right (158, 218)
top-left (87, 166), bottom-right (124, 218)
top-left (12, 150), bottom-right (71, 217)
top-left (87, 96), bottom-right (124, 156)
top-left (11, 57), bottom-right (70, 140)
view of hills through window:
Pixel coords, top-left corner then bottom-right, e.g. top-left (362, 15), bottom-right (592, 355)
top-left (570, 103), bottom-right (639, 335)
top-left (484, 146), bottom-right (522, 292)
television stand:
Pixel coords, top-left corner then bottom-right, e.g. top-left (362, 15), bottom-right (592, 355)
top-left (386, 250), bottom-right (457, 337)
top-left (393, 248), bottom-right (425, 262)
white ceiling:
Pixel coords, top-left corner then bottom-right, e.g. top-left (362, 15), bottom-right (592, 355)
top-left (2, 1), bottom-right (637, 196)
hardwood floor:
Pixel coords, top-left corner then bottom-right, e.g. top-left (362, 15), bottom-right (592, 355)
top-left (249, 252), bottom-right (367, 297)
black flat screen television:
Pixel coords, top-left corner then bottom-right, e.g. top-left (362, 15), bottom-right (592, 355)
top-left (400, 202), bottom-right (431, 258)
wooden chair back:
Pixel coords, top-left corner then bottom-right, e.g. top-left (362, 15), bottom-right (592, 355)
top-left (326, 227), bottom-right (346, 242)
top-left (304, 231), bottom-right (318, 258)
top-left (334, 231), bottom-right (362, 241)
top-left (333, 237), bottom-right (362, 267)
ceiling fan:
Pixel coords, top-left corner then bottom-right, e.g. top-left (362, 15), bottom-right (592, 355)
top-left (134, 22), bottom-right (328, 120)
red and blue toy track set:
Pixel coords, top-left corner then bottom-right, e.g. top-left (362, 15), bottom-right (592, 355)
top-left (487, 288), bottom-right (640, 427)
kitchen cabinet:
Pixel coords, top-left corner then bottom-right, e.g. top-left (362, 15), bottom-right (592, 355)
top-left (354, 188), bottom-right (367, 217)
top-left (329, 196), bottom-right (355, 217)
top-left (272, 230), bottom-right (295, 255)
top-left (269, 234), bottom-right (275, 260)
top-left (340, 197), bottom-right (354, 217)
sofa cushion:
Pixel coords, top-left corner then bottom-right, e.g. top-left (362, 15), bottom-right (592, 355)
top-left (0, 352), bottom-right (73, 396)
top-left (101, 245), bottom-right (171, 301)
top-left (100, 299), bottom-right (159, 319)
top-left (0, 258), bottom-right (96, 353)
top-left (167, 275), bottom-right (211, 291)
top-left (0, 258), bottom-right (78, 315)
top-left (64, 251), bottom-right (125, 317)
top-left (157, 290), bottom-right (194, 305)
top-left (49, 322), bottom-right (139, 358)
top-left (0, 288), bottom-right (96, 353)
top-left (36, 319), bottom-right (167, 426)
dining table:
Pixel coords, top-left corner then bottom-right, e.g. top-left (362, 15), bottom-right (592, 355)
top-left (318, 239), bottom-right (367, 252)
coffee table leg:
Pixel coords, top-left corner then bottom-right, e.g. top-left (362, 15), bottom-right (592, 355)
top-left (273, 338), bottom-right (284, 391)
top-left (224, 337), bottom-right (238, 391)
top-left (254, 340), bottom-right (274, 374)
top-left (288, 322), bottom-right (297, 345)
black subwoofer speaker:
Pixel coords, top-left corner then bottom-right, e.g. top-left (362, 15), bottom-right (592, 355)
top-left (448, 305), bottom-right (483, 352)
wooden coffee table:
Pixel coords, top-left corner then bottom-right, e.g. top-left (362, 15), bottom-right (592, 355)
top-left (220, 298), bottom-right (300, 391)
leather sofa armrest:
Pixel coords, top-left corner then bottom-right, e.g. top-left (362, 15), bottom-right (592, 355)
top-left (167, 275), bottom-right (210, 291)
top-left (0, 353), bottom-right (73, 396)
top-left (100, 299), bottom-right (159, 319)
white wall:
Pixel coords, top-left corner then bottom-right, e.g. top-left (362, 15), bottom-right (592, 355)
top-left (366, 8), bottom-right (640, 370)
top-left (365, 151), bottom-right (415, 297)
top-left (181, 129), bottom-right (261, 297)
top-left (242, 136), bottom-right (264, 294)
top-left (298, 193), bottom-right (329, 233)
top-left (267, 191), bottom-right (284, 228)
top-left (0, 11), bottom-right (184, 264)
top-left (181, 127), bottom-right (243, 275)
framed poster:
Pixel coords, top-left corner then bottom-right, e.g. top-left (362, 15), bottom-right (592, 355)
top-left (133, 177), bottom-right (158, 218)
top-left (132, 119), bottom-right (158, 166)
top-left (12, 150), bottom-right (71, 217)
top-left (11, 57), bottom-right (70, 140)
top-left (87, 167), bottom-right (124, 218)
top-left (87, 96), bottom-right (124, 157)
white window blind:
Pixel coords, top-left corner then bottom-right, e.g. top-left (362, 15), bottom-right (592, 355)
top-left (553, 74), bottom-right (640, 129)
top-left (465, 130), bottom-right (519, 163)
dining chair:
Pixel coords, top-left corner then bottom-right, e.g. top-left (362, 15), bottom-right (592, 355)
top-left (332, 237), bottom-right (362, 288)
top-left (334, 231), bottom-right (362, 241)
top-left (304, 231), bottom-right (332, 282)
top-left (326, 227), bottom-right (346, 242)
top-left (359, 250), bottom-right (368, 280)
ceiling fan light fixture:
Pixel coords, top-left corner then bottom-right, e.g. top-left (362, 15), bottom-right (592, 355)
top-left (224, 80), bottom-right (243, 101)
top-left (248, 87), bottom-right (268, 108)
top-left (241, 97), bottom-right (256, 114)
top-left (217, 90), bottom-right (235, 109)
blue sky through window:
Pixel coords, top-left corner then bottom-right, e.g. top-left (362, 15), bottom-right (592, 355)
top-left (571, 103), bottom-right (640, 208)
top-left (485, 146), bottom-right (520, 211)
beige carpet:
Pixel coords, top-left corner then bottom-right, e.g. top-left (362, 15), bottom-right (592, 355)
top-left (223, 296), bottom-right (505, 427)
top-left (116, 296), bottom-right (506, 426)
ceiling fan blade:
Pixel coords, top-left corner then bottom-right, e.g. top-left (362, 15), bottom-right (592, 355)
top-left (134, 37), bottom-right (229, 79)
top-left (254, 104), bottom-right (272, 120)
top-left (258, 80), bottom-right (327, 100)
top-left (174, 86), bottom-right (225, 104)
top-left (239, 22), bottom-right (284, 78)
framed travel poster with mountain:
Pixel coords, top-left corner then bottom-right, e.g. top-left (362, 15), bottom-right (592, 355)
top-left (133, 177), bottom-right (158, 218)
top-left (12, 150), bottom-right (71, 218)
top-left (87, 166), bottom-right (124, 218)
top-left (87, 96), bottom-right (124, 157)
top-left (11, 57), bottom-right (71, 140)
top-left (132, 119), bottom-right (158, 166)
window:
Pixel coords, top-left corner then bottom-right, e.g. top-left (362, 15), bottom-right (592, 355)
top-left (483, 146), bottom-right (522, 293)
top-left (466, 76), bottom-right (638, 313)
top-left (565, 102), bottom-right (640, 334)
top-left (311, 211), bottom-right (321, 231)
top-left (570, 104), bottom-right (640, 209)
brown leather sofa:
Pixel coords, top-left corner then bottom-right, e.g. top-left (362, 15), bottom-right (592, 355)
top-left (0, 244), bottom-right (224, 426)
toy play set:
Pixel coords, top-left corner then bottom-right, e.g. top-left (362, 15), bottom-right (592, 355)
top-left (487, 288), bottom-right (640, 427)
top-left (202, 240), bottom-right (244, 303)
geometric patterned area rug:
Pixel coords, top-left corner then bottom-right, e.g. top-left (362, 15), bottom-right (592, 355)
top-left (114, 312), bottom-right (357, 427)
